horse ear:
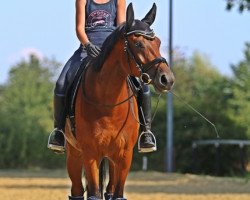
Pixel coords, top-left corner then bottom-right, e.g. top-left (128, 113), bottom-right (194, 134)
top-left (126, 3), bottom-right (134, 31)
top-left (141, 3), bottom-right (157, 26)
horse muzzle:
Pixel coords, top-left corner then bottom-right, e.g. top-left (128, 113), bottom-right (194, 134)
top-left (153, 70), bottom-right (175, 93)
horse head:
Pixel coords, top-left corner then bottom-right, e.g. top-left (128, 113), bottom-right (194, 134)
top-left (123, 3), bottom-right (175, 93)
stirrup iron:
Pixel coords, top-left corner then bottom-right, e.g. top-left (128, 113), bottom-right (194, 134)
top-left (47, 129), bottom-right (66, 153)
top-left (138, 130), bottom-right (157, 153)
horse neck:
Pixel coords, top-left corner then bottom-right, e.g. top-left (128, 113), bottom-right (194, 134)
top-left (87, 55), bottom-right (129, 106)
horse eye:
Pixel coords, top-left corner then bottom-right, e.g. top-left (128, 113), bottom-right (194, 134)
top-left (135, 41), bottom-right (144, 49)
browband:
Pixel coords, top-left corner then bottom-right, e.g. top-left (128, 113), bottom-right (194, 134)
top-left (125, 30), bottom-right (155, 39)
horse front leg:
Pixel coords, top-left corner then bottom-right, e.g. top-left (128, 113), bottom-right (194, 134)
top-left (67, 148), bottom-right (84, 199)
top-left (82, 155), bottom-right (102, 200)
top-left (113, 150), bottom-right (133, 200)
top-left (104, 160), bottom-right (116, 200)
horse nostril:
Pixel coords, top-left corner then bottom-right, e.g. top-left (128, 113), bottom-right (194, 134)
top-left (160, 74), bottom-right (168, 86)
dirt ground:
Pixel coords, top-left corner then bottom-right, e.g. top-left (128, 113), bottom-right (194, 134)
top-left (0, 170), bottom-right (250, 200)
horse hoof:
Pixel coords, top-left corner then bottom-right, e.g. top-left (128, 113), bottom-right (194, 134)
top-left (104, 193), bottom-right (113, 200)
top-left (68, 196), bottom-right (84, 200)
top-left (87, 197), bottom-right (101, 200)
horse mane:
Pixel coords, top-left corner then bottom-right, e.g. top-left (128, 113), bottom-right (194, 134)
top-left (92, 23), bottom-right (125, 71)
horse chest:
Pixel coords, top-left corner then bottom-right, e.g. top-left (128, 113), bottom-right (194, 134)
top-left (81, 118), bottom-right (136, 149)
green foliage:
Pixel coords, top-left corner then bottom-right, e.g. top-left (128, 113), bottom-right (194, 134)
top-left (228, 43), bottom-right (250, 137)
top-left (0, 55), bottom-right (65, 169)
top-left (226, 0), bottom-right (250, 12)
top-left (172, 52), bottom-right (249, 176)
top-left (132, 51), bottom-right (249, 176)
top-left (1, 48), bottom-right (249, 176)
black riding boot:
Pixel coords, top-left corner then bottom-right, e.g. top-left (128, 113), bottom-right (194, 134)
top-left (47, 95), bottom-right (66, 153)
top-left (137, 85), bottom-right (157, 153)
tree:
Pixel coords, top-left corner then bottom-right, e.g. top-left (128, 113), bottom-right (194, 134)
top-left (226, 0), bottom-right (250, 12)
top-left (228, 43), bottom-right (250, 137)
top-left (1, 51), bottom-right (249, 175)
top-left (172, 52), bottom-right (248, 175)
top-left (131, 51), bottom-right (249, 175)
top-left (0, 55), bottom-right (65, 168)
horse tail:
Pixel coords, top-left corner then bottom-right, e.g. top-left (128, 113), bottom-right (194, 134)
top-left (99, 159), bottom-right (106, 198)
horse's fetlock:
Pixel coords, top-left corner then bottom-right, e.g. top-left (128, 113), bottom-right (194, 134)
top-left (68, 196), bottom-right (84, 200)
top-left (87, 196), bottom-right (102, 200)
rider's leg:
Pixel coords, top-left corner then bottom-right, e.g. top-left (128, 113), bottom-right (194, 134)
top-left (48, 45), bottom-right (87, 153)
top-left (137, 84), bottom-right (157, 153)
top-left (47, 94), bottom-right (67, 153)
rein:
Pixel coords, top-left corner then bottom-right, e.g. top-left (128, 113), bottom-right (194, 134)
top-left (130, 92), bottom-right (162, 127)
top-left (171, 91), bottom-right (220, 138)
top-left (124, 31), bottom-right (168, 85)
top-left (123, 31), bottom-right (164, 126)
top-left (81, 64), bottom-right (135, 108)
top-left (81, 29), bottom-right (166, 120)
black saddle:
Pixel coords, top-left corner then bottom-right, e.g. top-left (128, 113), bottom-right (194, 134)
top-left (66, 58), bottom-right (91, 135)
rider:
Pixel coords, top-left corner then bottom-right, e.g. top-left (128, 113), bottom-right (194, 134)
top-left (47, 0), bottom-right (157, 154)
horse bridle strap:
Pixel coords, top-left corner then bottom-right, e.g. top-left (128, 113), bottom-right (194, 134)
top-left (141, 57), bottom-right (167, 72)
top-left (126, 30), bottom-right (155, 40)
top-left (81, 65), bottom-right (136, 108)
top-left (124, 33), bottom-right (167, 84)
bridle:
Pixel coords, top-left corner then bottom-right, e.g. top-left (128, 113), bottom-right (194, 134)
top-left (82, 28), bottom-right (167, 108)
top-left (80, 28), bottom-right (164, 128)
top-left (124, 29), bottom-right (168, 85)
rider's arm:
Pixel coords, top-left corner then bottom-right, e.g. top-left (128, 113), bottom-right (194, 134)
top-left (75, 0), bottom-right (89, 45)
top-left (116, 0), bottom-right (126, 25)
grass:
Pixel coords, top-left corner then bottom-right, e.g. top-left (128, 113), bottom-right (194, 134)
top-left (246, 172), bottom-right (250, 179)
top-left (0, 169), bottom-right (250, 200)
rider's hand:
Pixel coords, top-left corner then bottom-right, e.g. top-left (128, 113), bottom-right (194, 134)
top-left (85, 42), bottom-right (101, 58)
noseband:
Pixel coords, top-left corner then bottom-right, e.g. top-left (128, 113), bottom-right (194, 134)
top-left (124, 30), bottom-right (168, 84)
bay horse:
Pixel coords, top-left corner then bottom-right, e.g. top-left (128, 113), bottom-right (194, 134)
top-left (65, 3), bottom-right (175, 200)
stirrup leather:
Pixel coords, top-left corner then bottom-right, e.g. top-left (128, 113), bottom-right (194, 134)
top-left (138, 130), bottom-right (157, 153)
top-left (47, 129), bottom-right (66, 153)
